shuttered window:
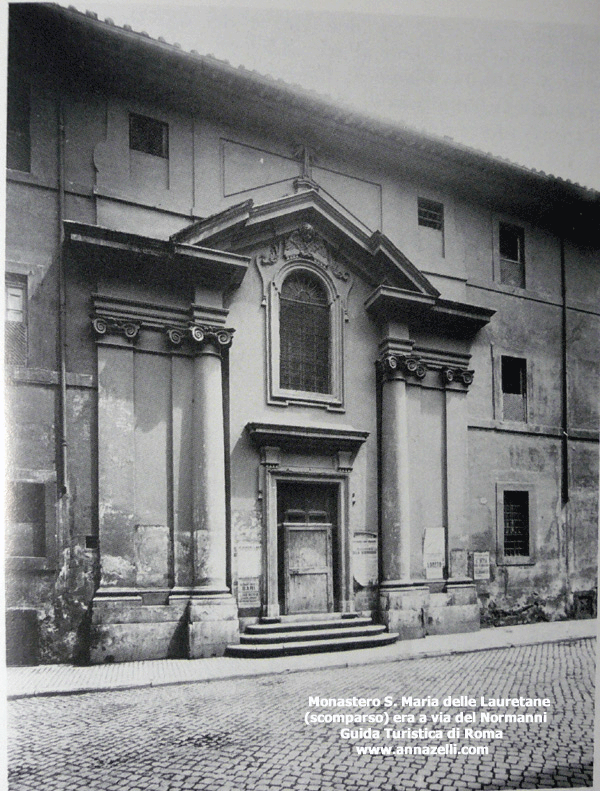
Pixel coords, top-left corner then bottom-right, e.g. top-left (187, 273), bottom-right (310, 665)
top-left (418, 198), bottom-right (444, 231)
top-left (129, 113), bottom-right (169, 158)
top-left (499, 222), bottom-right (525, 288)
top-left (501, 356), bottom-right (527, 422)
top-left (280, 272), bottom-right (330, 394)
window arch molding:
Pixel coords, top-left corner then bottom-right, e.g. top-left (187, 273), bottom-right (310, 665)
top-left (267, 259), bottom-right (344, 410)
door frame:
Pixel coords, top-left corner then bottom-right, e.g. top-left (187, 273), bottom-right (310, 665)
top-left (262, 468), bottom-right (352, 619)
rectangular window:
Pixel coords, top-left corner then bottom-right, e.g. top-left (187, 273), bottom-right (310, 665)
top-left (6, 481), bottom-right (46, 557)
top-left (7, 70), bottom-right (31, 172)
top-left (5, 276), bottom-right (28, 365)
top-left (418, 198), bottom-right (444, 231)
top-left (501, 356), bottom-right (527, 422)
top-left (499, 222), bottom-right (525, 288)
top-left (129, 113), bottom-right (169, 158)
top-left (503, 491), bottom-right (530, 557)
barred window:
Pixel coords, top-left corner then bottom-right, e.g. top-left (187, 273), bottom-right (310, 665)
top-left (5, 277), bottom-right (27, 365)
top-left (129, 113), bottom-right (169, 158)
top-left (499, 222), bottom-right (525, 288)
top-left (503, 491), bottom-right (530, 557)
top-left (280, 272), bottom-right (330, 394)
top-left (418, 198), bottom-right (444, 231)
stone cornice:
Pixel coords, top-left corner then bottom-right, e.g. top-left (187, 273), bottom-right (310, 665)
top-left (172, 191), bottom-right (439, 296)
top-left (246, 422), bottom-right (369, 455)
top-left (366, 285), bottom-right (494, 337)
top-left (65, 221), bottom-right (250, 291)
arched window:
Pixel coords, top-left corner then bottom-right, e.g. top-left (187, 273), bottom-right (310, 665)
top-left (279, 271), bottom-right (330, 394)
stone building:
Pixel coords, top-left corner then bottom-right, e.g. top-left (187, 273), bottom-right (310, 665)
top-left (5, 3), bottom-right (599, 664)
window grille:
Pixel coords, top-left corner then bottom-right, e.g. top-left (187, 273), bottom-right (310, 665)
top-left (503, 491), bottom-right (529, 556)
top-left (418, 198), bottom-right (444, 231)
top-left (499, 222), bottom-right (525, 288)
top-left (129, 113), bottom-right (169, 158)
top-left (280, 272), bottom-right (330, 394)
top-left (501, 356), bottom-right (527, 422)
top-left (5, 278), bottom-right (27, 365)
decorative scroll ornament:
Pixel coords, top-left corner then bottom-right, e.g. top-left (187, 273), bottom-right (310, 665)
top-left (284, 223), bottom-right (329, 263)
top-left (257, 242), bottom-right (281, 267)
top-left (379, 353), bottom-right (427, 380)
top-left (441, 367), bottom-right (475, 387)
top-left (165, 324), bottom-right (234, 349)
top-left (92, 316), bottom-right (140, 340)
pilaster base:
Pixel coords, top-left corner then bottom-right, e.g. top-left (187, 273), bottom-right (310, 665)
top-left (188, 594), bottom-right (240, 658)
top-left (378, 581), bottom-right (481, 639)
top-left (378, 584), bottom-right (429, 639)
top-left (89, 594), bottom-right (189, 664)
top-left (426, 583), bottom-right (480, 635)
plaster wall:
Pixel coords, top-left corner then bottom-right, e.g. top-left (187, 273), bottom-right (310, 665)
top-left (5, 53), bottom-right (599, 661)
top-left (226, 255), bottom-right (381, 613)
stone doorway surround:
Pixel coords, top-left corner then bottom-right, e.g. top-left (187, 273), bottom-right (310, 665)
top-left (246, 422), bottom-right (368, 619)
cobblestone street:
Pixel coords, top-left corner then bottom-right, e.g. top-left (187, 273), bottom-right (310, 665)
top-left (8, 638), bottom-right (595, 791)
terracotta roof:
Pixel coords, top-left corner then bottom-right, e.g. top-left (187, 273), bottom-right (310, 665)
top-left (11, 3), bottom-right (600, 240)
top-left (56, 4), bottom-right (597, 192)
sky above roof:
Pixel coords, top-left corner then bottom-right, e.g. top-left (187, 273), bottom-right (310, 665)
top-left (48, 1), bottom-right (600, 189)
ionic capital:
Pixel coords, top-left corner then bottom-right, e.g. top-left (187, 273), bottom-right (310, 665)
top-left (441, 367), bottom-right (474, 388)
top-left (165, 324), bottom-right (235, 351)
top-left (379, 353), bottom-right (427, 381)
top-left (91, 316), bottom-right (140, 341)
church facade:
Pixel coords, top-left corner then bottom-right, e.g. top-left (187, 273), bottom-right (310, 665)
top-left (5, 4), bottom-right (599, 664)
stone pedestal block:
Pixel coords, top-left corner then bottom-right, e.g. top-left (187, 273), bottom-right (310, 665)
top-left (445, 582), bottom-right (479, 606)
top-left (426, 586), bottom-right (480, 635)
top-left (90, 597), bottom-right (189, 663)
top-left (379, 585), bottom-right (429, 639)
top-left (188, 594), bottom-right (240, 658)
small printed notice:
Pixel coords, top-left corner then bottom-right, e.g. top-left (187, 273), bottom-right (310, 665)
top-left (423, 528), bottom-right (445, 580)
top-left (352, 532), bottom-right (378, 587)
top-left (237, 577), bottom-right (261, 607)
top-left (304, 693), bottom-right (553, 756)
top-left (471, 551), bottom-right (491, 580)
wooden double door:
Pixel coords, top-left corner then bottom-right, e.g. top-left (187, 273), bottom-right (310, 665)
top-left (277, 482), bottom-right (338, 614)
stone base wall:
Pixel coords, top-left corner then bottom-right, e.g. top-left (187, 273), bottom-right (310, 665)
top-left (88, 593), bottom-right (240, 663)
top-left (378, 583), bottom-right (480, 638)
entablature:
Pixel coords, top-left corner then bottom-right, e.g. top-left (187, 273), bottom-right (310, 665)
top-left (246, 421), bottom-right (369, 456)
top-left (64, 220), bottom-right (250, 292)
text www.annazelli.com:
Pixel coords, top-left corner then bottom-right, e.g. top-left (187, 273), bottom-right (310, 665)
top-left (355, 743), bottom-right (489, 756)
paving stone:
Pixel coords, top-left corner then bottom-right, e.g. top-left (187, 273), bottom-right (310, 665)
top-left (7, 638), bottom-right (595, 791)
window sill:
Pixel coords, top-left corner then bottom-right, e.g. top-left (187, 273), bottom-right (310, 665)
top-left (269, 388), bottom-right (344, 412)
top-left (496, 557), bottom-right (535, 567)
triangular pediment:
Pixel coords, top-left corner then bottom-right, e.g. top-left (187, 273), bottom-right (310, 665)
top-left (171, 189), bottom-right (439, 296)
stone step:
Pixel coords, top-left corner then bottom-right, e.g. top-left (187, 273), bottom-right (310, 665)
top-left (245, 616), bottom-right (373, 635)
top-left (268, 611), bottom-right (363, 623)
top-left (240, 623), bottom-right (387, 644)
top-left (226, 632), bottom-right (399, 658)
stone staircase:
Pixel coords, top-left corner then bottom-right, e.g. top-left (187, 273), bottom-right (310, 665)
top-left (226, 613), bottom-right (398, 657)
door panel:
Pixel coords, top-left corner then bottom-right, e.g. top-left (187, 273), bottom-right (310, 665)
top-left (284, 523), bottom-right (332, 613)
top-left (277, 481), bottom-right (338, 615)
